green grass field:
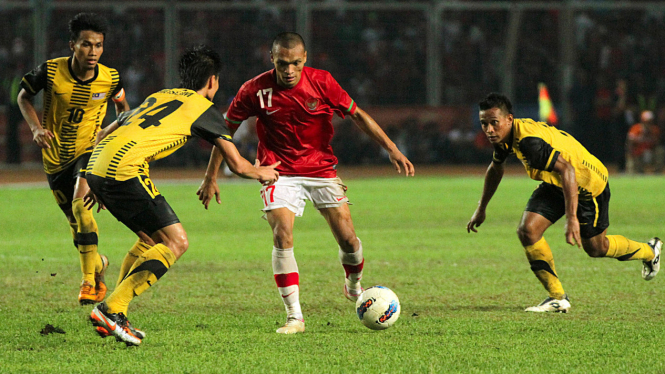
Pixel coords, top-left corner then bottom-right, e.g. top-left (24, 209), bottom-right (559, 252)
top-left (1, 174), bottom-right (664, 373)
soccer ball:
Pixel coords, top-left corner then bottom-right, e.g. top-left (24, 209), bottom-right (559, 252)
top-left (355, 286), bottom-right (400, 330)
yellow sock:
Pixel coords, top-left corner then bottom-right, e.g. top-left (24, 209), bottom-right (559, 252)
top-left (117, 240), bottom-right (153, 287)
top-left (524, 237), bottom-right (566, 299)
top-left (72, 198), bottom-right (101, 286)
top-left (606, 235), bottom-right (655, 261)
top-left (106, 243), bottom-right (176, 315)
top-left (68, 221), bottom-right (78, 249)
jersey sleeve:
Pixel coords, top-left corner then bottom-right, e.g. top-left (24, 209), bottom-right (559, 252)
top-left (111, 75), bottom-right (125, 103)
top-left (324, 72), bottom-right (356, 117)
top-left (224, 82), bottom-right (255, 131)
top-left (518, 137), bottom-right (560, 172)
top-left (20, 62), bottom-right (48, 95)
top-left (191, 105), bottom-right (234, 144)
top-left (492, 144), bottom-right (511, 164)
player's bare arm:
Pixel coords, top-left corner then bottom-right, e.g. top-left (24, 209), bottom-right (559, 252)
top-left (17, 88), bottom-right (54, 149)
top-left (350, 107), bottom-right (415, 176)
top-left (196, 126), bottom-right (240, 209)
top-left (197, 138), bottom-right (280, 209)
top-left (467, 161), bottom-right (504, 233)
top-left (114, 95), bottom-right (130, 115)
top-left (213, 138), bottom-right (280, 183)
top-left (552, 155), bottom-right (581, 247)
top-left (95, 120), bottom-right (119, 146)
top-left (197, 146), bottom-right (225, 209)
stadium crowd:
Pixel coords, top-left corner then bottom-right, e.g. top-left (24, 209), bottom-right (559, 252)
top-left (2, 4), bottom-right (665, 172)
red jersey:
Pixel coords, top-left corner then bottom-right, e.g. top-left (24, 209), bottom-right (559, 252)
top-left (225, 66), bottom-right (357, 177)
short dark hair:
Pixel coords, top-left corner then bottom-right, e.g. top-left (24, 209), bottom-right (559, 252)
top-left (478, 93), bottom-right (513, 115)
top-left (178, 45), bottom-right (222, 91)
top-left (272, 32), bottom-right (306, 52)
top-left (69, 13), bottom-right (108, 42)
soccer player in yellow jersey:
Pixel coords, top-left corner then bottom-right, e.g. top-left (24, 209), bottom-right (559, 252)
top-left (467, 93), bottom-right (661, 313)
top-left (86, 45), bottom-right (280, 346)
top-left (17, 13), bottom-right (130, 305)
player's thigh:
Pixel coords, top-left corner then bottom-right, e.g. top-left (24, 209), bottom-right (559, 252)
top-left (87, 174), bottom-right (180, 238)
top-left (307, 177), bottom-right (349, 210)
top-left (319, 203), bottom-right (358, 248)
top-left (579, 184), bottom-right (611, 255)
top-left (266, 207), bottom-right (297, 247)
top-left (521, 183), bottom-right (563, 244)
top-left (307, 177), bottom-right (356, 246)
top-left (72, 153), bottom-right (92, 198)
top-left (46, 154), bottom-right (90, 218)
top-left (260, 177), bottom-right (306, 217)
top-left (577, 183), bottom-right (610, 240)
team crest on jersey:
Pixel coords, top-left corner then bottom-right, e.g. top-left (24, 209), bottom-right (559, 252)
top-left (305, 98), bottom-right (319, 111)
top-left (92, 92), bottom-right (107, 100)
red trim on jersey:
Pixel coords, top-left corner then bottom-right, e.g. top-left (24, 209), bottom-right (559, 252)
top-left (274, 272), bottom-right (300, 287)
top-left (342, 260), bottom-right (364, 277)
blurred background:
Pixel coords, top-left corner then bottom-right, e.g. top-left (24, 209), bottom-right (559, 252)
top-left (2, 0), bottom-right (665, 173)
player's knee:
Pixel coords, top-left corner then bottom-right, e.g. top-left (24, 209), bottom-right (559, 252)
top-left (516, 225), bottom-right (539, 246)
top-left (582, 242), bottom-right (606, 258)
top-left (72, 198), bottom-right (97, 233)
top-left (165, 235), bottom-right (189, 259)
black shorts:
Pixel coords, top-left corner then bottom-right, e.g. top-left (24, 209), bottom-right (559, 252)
top-left (46, 153), bottom-right (91, 213)
top-left (86, 174), bottom-right (180, 236)
top-left (525, 182), bottom-right (610, 239)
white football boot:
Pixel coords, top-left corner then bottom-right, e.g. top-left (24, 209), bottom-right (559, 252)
top-left (276, 317), bottom-right (305, 334)
top-left (643, 237), bottom-right (662, 281)
top-left (343, 284), bottom-right (364, 302)
top-left (525, 295), bottom-right (571, 313)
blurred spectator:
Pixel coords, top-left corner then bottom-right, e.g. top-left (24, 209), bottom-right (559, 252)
top-left (2, 61), bottom-right (25, 164)
top-left (610, 78), bottom-right (636, 171)
top-left (6, 4), bottom-right (665, 168)
top-left (626, 110), bottom-right (664, 174)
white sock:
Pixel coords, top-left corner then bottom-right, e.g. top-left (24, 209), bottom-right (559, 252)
top-left (272, 246), bottom-right (303, 320)
top-left (339, 238), bottom-right (364, 293)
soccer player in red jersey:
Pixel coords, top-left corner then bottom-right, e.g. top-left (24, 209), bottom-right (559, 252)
top-left (197, 32), bottom-right (414, 334)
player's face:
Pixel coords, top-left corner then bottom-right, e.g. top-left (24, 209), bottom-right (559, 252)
top-left (70, 30), bottom-right (104, 71)
top-left (479, 107), bottom-right (513, 145)
top-left (271, 44), bottom-right (307, 88)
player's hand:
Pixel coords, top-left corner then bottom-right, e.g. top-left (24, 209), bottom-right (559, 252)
top-left (257, 161), bottom-right (281, 185)
top-left (389, 150), bottom-right (415, 177)
top-left (564, 216), bottom-right (582, 248)
top-left (83, 189), bottom-right (106, 213)
top-left (467, 208), bottom-right (486, 233)
top-left (254, 160), bottom-right (282, 185)
top-left (196, 178), bottom-right (220, 210)
top-left (32, 127), bottom-right (54, 149)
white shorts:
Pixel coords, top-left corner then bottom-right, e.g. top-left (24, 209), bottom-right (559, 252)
top-left (260, 176), bottom-right (349, 217)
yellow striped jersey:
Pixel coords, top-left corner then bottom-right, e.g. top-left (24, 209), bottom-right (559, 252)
top-left (492, 118), bottom-right (608, 199)
top-left (21, 56), bottom-right (124, 174)
top-left (87, 88), bottom-right (233, 181)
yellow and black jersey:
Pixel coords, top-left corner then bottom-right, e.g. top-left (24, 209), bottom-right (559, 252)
top-left (21, 56), bottom-right (124, 174)
top-left (87, 88), bottom-right (233, 181)
top-left (493, 118), bottom-right (608, 199)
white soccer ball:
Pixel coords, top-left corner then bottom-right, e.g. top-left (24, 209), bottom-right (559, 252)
top-left (355, 286), bottom-right (400, 330)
